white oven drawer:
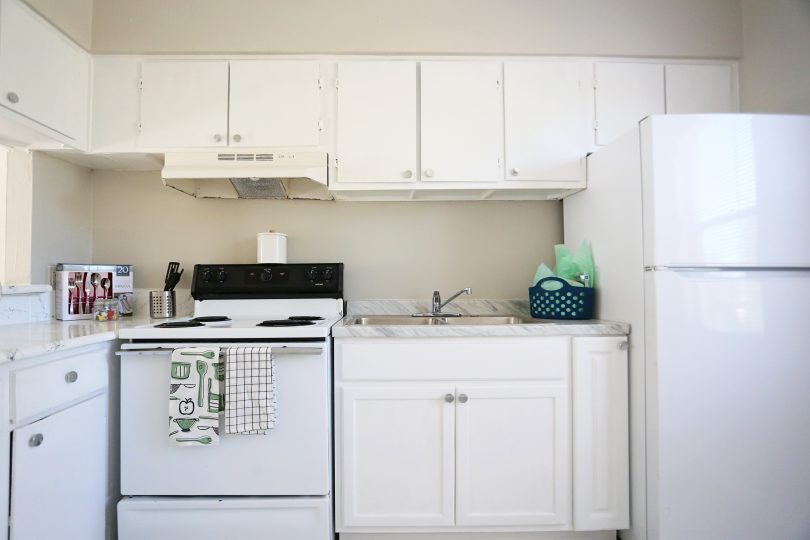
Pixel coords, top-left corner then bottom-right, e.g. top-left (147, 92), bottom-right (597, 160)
top-left (118, 496), bottom-right (332, 540)
top-left (118, 346), bottom-right (330, 496)
top-left (11, 350), bottom-right (108, 423)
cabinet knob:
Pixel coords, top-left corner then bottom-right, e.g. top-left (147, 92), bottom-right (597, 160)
top-left (510, 168), bottom-right (520, 176)
top-left (618, 341), bottom-right (628, 351)
top-left (457, 394), bottom-right (469, 404)
top-left (29, 434), bottom-right (43, 447)
top-left (65, 371), bottom-right (79, 383)
top-left (6, 92), bottom-right (19, 104)
top-left (213, 134), bottom-right (222, 142)
top-left (232, 134), bottom-right (242, 143)
top-left (402, 170), bottom-right (413, 179)
top-left (424, 169), bottom-right (434, 178)
top-left (444, 393), bottom-right (455, 403)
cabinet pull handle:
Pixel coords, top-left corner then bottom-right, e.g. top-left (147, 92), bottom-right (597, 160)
top-left (402, 170), bottom-right (413, 179)
top-left (510, 168), bottom-right (520, 176)
top-left (65, 371), bottom-right (79, 383)
top-left (29, 434), bottom-right (44, 447)
top-left (444, 393), bottom-right (455, 403)
top-left (213, 134), bottom-right (222, 142)
top-left (457, 394), bottom-right (469, 404)
top-left (6, 92), bottom-right (19, 104)
top-left (232, 134), bottom-right (242, 143)
top-left (618, 341), bottom-right (628, 351)
top-left (424, 169), bottom-right (434, 178)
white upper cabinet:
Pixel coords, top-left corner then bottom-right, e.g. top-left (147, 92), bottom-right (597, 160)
top-left (595, 62), bottom-right (664, 145)
top-left (504, 61), bottom-right (593, 183)
top-left (420, 61), bottom-right (503, 182)
top-left (665, 64), bottom-right (736, 114)
top-left (335, 61), bottom-right (418, 183)
top-left (0, 0), bottom-right (89, 148)
top-left (138, 60), bottom-right (229, 148)
top-left (229, 61), bottom-right (321, 147)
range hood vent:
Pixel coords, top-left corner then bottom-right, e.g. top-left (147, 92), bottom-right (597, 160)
top-left (162, 151), bottom-right (331, 200)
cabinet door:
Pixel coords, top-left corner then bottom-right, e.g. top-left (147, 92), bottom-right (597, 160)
top-left (339, 385), bottom-right (455, 528)
top-left (10, 394), bottom-right (107, 540)
top-left (595, 62), bottom-right (664, 145)
top-left (455, 384), bottom-right (571, 527)
top-left (335, 61), bottom-right (418, 183)
top-left (421, 61), bottom-right (503, 182)
top-left (572, 337), bottom-right (629, 531)
top-left (665, 64), bottom-right (735, 114)
top-left (229, 60), bottom-right (321, 147)
top-left (504, 61), bottom-right (593, 182)
top-left (139, 60), bottom-right (229, 148)
top-left (0, 0), bottom-right (89, 144)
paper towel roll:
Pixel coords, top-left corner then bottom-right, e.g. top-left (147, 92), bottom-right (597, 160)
top-left (257, 232), bottom-right (287, 263)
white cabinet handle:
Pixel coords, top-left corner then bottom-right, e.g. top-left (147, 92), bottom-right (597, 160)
top-left (29, 434), bottom-right (43, 447)
top-left (213, 134), bottom-right (222, 142)
top-left (510, 168), bottom-right (520, 176)
top-left (444, 393), bottom-right (455, 403)
top-left (232, 134), bottom-right (242, 143)
top-left (457, 394), bottom-right (469, 404)
top-left (424, 169), bottom-right (434, 178)
top-left (402, 170), bottom-right (413, 179)
top-left (6, 92), bottom-right (19, 104)
top-left (618, 341), bottom-right (628, 351)
top-left (65, 371), bottom-right (79, 383)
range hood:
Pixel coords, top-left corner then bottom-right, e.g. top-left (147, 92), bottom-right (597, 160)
top-left (161, 151), bottom-right (331, 200)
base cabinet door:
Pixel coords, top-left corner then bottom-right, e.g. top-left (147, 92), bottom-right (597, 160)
top-left (339, 385), bottom-right (455, 527)
top-left (455, 384), bottom-right (571, 528)
top-left (10, 393), bottom-right (107, 540)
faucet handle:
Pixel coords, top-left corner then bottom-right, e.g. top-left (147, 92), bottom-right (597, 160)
top-left (432, 290), bottom-right (441, 312)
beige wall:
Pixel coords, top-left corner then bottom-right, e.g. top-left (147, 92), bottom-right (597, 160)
top-left (91, 171), bottom-right (561, 300)
top-left (91, 0), bottom-right (742, 57)
top-left (30, 153), bottom-right (94, 284)
top-left (739, 0), bottom-right (810, 113)
top-left (24, 0), bottom-right (93, 49)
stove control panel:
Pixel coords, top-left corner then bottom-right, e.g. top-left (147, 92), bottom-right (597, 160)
top-left (192, 263), bottom-right (343, 299)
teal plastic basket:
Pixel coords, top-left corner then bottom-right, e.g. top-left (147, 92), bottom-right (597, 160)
top-left (529, 277), bottom-right (594, 320)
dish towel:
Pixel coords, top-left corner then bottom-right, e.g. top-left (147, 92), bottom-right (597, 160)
top-left (169, 347), bottom-right (223, 446)
top-left (225, 346), bottom-right (276, 435)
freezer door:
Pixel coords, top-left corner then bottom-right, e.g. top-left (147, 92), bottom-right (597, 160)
top-left (645, 269), bottom-right (810, 540)
top-left (641, 114), bottom-right (810, 267)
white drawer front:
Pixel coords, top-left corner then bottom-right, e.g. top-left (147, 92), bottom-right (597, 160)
top-left (12, 351), bottom-right (108, 422)
top-left (336, 337), bottom-right (569, 381)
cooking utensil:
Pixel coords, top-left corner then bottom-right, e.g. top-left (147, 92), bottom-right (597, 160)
top-left (100, 276), bottom-right (112, 299)
top-left (176, 436), bottom-right (213, 445)
top-left (74, 273), bottom-right (84, 314)
top-left (164, 267), bottom-right (183, 291)
top-left (164, 262), bottom-right (180, 291)
top-left (67, 275), bottom-right (76, 315)
top-left (180, 350), bottom-right (216, 359)
top-left (196, 360), bottom-right (207, 407)
top-left (89, 273), bottom-right (100, 312)
top-left (170, 362), bottom-right (191, 379)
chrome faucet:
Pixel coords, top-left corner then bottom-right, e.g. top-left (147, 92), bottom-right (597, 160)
top-left (420, 287), bottom-right (472, 316)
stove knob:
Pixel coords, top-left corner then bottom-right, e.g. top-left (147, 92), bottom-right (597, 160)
top-left (307, 267), bottom-right (319, 281)
top-left (216, 269), bottom-right (228, 283)
top-left (201, 269), bottom-right (212, 282)
top-left (323, 267), bottom-right (334, 280)
top-left (261, 268), bottom-right (273, 282)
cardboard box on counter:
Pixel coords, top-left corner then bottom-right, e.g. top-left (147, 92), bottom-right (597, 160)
top-left (52, 263), bottom-right (134, 320)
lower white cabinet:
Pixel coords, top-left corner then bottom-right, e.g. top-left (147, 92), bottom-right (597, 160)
top-left (334, 336), bottom-right (628, 537)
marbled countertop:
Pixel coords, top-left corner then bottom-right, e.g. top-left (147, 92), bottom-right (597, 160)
top-left (335, 299), bottom-right (629, 338)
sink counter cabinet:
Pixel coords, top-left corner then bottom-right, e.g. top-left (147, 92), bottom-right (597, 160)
top-left (0, 341), bottom-right (113, 540)
top-left (334, 336), bottom-right (629, 540)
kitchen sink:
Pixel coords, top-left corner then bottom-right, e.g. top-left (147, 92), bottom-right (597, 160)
top-left (347, 315), bottom-right (532, 326)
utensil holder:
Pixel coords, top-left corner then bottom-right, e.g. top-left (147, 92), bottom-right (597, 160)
top-left (150, 291), bottom-right (176, 319)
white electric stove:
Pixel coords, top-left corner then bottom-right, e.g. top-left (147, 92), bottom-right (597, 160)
top-left (117, 263), bottom-right (343, 540)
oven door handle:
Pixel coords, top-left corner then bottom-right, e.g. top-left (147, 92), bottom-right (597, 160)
top-left (116, 346), bottom-right (324, 357)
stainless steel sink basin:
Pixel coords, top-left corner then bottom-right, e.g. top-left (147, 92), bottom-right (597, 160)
top-left (348, 315), bottom-right (530, 326)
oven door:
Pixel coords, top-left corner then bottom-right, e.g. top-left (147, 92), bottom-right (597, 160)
top-left (118, 342), bottom-right (330, 496)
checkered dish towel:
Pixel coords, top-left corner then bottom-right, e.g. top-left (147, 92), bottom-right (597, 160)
top-left (225, 346), bottom-right (276, 434)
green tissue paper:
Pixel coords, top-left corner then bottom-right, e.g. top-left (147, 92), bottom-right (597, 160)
top-left (532, 241), bottom-right (596, 288)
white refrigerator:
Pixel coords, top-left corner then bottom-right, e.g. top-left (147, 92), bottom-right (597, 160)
top-left (565, 114), bottom-right (810, 540)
